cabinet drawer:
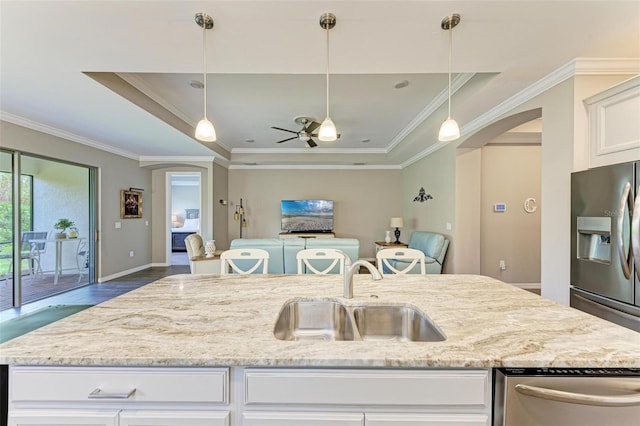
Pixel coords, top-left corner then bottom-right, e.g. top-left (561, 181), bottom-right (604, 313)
top-left (366, 413), bottom-right (489, 426)
top-left (10, 367), bottom-right (228, 405)
top-left (119, 410), bottom-right (230, 426)
top-left (244, 369), bottom-right (489, 407)
top-left (9, 409), bottom-right (119, 425)
top-left (243, 411), bottom-right (364, 426)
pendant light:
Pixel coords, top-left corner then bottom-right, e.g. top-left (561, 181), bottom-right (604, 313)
top-left (318, 12), bottom-right (337, 142)
top-left (438, 13), bottom-right (461, 142)
top-left (194, 12), bottom-right (216, 142)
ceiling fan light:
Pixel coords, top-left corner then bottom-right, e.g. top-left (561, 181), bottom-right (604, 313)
top-left (438, 118), bottom-right (460, 142)
top-left (318, 117), bottom-right (337, 142)
top-left (195, 118), bottom-right (217, 142)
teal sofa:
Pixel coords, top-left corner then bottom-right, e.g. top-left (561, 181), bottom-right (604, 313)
top-left (229, 237), bottom-right (359, 274)
top-left (387, 231), bottom-right (449, 274)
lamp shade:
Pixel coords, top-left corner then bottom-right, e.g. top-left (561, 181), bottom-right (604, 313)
top-left (318, 117), bottom-right (337, 142)
top-left (195, 118), bottom-right (216, 142)
top-left (390, 217), bottom-right (404, 228)
top-left (438, 118), bottom-right (460, 142)
top-left (171, 215), bottom-right (177, 222)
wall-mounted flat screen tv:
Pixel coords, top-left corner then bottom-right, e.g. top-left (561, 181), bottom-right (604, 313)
top-left (281, 199), bottom-right (334, 233)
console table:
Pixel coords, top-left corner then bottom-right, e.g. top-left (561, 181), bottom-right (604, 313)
top-left (374, 241), bottom-right (408, 252)
top-left (279, 232), bottom-right (335, 239)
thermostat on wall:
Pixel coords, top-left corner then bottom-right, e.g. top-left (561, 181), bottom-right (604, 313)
top-left (494, 203), bottom-right (507, 212)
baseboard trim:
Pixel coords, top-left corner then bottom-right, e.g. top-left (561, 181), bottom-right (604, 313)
top-left (513, 282), bottom-right (541, 290)
top-left (99, 263), bottom-right (152, 283)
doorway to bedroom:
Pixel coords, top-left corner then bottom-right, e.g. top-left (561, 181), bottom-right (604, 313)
top-left (169, 173), bottom-right (201, 266)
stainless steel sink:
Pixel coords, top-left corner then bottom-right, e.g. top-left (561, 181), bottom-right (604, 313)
top-left (352, 305), bottom-right (446, 342)
top-left (273, 299), bottom-right (357, 341)
top-left (273, 299), bottom-right (446, 342)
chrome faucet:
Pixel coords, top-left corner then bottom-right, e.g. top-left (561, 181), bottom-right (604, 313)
top-left (344, 259), bottom-right (383, 299)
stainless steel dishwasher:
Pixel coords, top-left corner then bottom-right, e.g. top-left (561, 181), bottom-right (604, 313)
top-left (493, 368), bottom-right (640, 426)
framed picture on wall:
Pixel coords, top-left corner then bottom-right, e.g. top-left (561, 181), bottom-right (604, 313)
top-left (121, 189), bottom-right (143, 218)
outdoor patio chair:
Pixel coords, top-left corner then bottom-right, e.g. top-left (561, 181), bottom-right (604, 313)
top-left (0, 231), bottom-right (49, 278)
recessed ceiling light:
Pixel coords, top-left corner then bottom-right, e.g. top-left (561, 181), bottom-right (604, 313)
top-left (189, 80), bottom-right (204, 89)
top-left (361, 138), bottom-right (371, 143)
top-left (394, 80), bottom-right (409, 89)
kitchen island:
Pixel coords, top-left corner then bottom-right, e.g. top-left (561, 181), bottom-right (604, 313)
top-left (2, 273), bottom-right (639, 425)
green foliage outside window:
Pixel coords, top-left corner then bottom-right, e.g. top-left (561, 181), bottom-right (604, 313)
top-left (0, 173), bottom-right (33, 265)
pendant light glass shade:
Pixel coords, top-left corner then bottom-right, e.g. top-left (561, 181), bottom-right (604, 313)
top-left (195, 13), bottom-right (216, 142)
top-left (319, 13), bottom-right (338, 142)
top-left (438, 118), bottom-right (460, 141)
top-left (318, 117), bottom-right (337, 141)
top-left (439, 14), bottom-right (461, 142)
top-left (195, 118), bottom-right (216, 142)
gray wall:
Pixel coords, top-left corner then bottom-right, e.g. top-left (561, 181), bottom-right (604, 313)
top-left (1, 121), bottom-right (152, 280)
top-left (480, 144), bottom-right (541, 283)
top-left (228, 168), bottom-right (402, 260)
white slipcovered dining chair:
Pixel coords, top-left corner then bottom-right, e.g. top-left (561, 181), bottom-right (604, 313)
top-left (296, 248), bottom-right (350, 275)
top-left (376, 247), bottom-right (426, 275)
top-left (220, 248), bottom-right (269, 275)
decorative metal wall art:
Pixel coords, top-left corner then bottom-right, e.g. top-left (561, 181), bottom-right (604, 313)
top-left (413, 187), bottom-right (433, 203)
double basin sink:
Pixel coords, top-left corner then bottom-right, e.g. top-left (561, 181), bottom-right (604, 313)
top-left (273, 298), bottom-right (446, 342)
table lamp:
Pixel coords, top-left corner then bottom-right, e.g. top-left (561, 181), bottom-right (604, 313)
top-left (390, 217), bottom-right (404, 244)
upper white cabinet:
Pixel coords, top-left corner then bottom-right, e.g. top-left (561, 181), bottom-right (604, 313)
top-left (585, 75), bottom-right (640, 168)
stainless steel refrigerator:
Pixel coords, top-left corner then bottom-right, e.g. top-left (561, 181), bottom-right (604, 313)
top-left (570, 160), bottom-right (640, 332)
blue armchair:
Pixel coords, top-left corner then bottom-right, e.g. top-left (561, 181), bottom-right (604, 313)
top-left (388, 231), bottom-right (449, 274)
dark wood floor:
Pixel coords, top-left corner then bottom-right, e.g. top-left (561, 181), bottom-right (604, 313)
top-left (0, 265), bottom-right (190, 322)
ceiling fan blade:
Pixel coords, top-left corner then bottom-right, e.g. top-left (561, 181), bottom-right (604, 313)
top-left (307, 139), bottom-right (318, 148)
top-left (276, 136), bottom-right (298, 144)
top-left (271, 126), bottom-right (298, 134)
top-left (305, 121), bottom-right (321, 133)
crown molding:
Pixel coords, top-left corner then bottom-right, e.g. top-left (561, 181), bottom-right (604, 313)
top-left (387, 73), bottom-right (476, 153)
top-left (229, 163), bottom-right (401, 170)
top-left (1, 111), bottom-right (140, 160)
top-left (573, 57), bottom-right (640, 75)
top-left (400, 58), bottom-right (640, 169)
top-left (139, 155), bottom-right (228, 168)
top-left (232, 147), bottom-right (388, 155)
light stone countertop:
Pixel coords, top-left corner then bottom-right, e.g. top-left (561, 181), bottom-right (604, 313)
top-left (1, 273), bottom-right (639, 368)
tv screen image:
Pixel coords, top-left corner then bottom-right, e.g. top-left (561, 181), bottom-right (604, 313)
top-left (281, 199), bottom-right (334, 232)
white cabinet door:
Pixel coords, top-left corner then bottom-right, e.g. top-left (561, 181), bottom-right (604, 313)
top-left (119, 410), bottom-right (229, 426)
top-left (9, 409), bottom-right (119, 426)
top-left (242, 411), bottom-right (364, 426)
top-left (365, 413), bottom-right (489, 426)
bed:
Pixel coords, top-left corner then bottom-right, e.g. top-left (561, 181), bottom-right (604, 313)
top-left (171, 209), bottom-right (200, 252)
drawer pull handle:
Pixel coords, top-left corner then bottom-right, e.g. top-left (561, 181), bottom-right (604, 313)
top-left (88, 387), bottom-right (136, 399)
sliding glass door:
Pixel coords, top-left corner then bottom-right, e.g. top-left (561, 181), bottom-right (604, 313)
top-left (0, 150), bottom-right (96, 310)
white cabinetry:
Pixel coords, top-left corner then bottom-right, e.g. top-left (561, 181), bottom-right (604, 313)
top-left (8, 410), bottom-right (119, 425)
top-left (279, 232), bottom-right (335, 239)
top-left (241, 368), bottom-right (491, 426)
top-left (8, 367), bottom-right (229, 426)
top-left (585, 75), bottom-right (640, 168)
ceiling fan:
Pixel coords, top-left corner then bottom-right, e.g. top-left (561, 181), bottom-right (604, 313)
top-left (271, 116), bottom-right (339, 148)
